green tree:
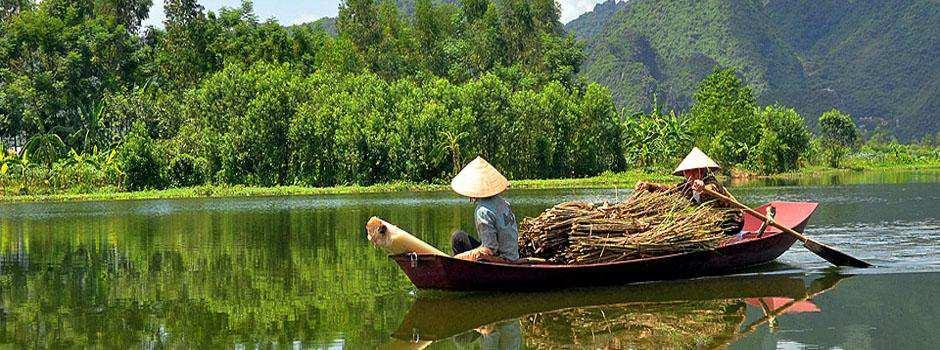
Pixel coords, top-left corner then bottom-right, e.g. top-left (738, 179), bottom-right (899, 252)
top-left (539, 82), bottom-right (578, 177)
top-left (578, 83), bottom-right (623, 172)
top-left (337, 0), bottom-right (380, 50)
top-left (459, 0), bottom-right (488, 22)
top-left (460, 73), bottom-right (511, 170)
top-left (389, 79), bottom-right (451, 182)
top-left (185, 62), bottom-right (303, 185)
top-left (167, 153), bottom-right (207, 187)
top-left (70, 101), bottom-right (110, 153)
top-left (0, 0), bottom-right (634, 194)
top-left (95, 0), bottom-right (154, 33)
top-left (24, 131), bottom-right (66, 166)
top-left (117, 121), bottom-right (164, 190)
top-left (371, 0), bottom-right (419, 78)
top-left (289, 76), bottom-right (341, 186)
top-left (506, 89), bottom-right (551, 178)
top-left (155, 0), bottom-right (215, 86)
top-left (621, 96), bottom-right (692, 169)
top-left (818, 108), bottom-right (859, 167)
top-left (210, 2), bottom-right (299, 67)
top-left (464, 1), bottom-right (503, 75)
top-left (0, 0), bottom-right (141, 149)
top-left (689, 67), bottom-right (760, 166)
top-left (749, 105), bottom-right (811, 173)
top-left (332, 73), bottom-right (395, 185)
top-left (539, 33), bottom-right (583, 84)
top-left (413, 0), bottom-right (457, 76)
top-left (314, 36), bottom-right (365, 74)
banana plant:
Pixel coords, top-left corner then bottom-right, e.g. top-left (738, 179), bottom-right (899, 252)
top-left (71, 101), bottom-right (110, 153)
top-left (0, 152), bottom-right (9, 176)
top-left (0, 152), bottom-right (9, 194)
top-left (438, 130), bottom-right (467, 176)
top-left (24, 132), bottom-right (65, 166)
top-left (62, 148), bottom-right (103, 170)
top-left (0, 150), bottom-right (38, 193)
top-left (6, 150), bottom-right (31, 178)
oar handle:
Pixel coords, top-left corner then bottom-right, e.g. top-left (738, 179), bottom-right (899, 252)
top-left (701, 187), bottom-right (809, 243)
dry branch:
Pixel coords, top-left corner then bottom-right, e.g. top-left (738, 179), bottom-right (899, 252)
top-left (518, 191), bottom-right (735, 264)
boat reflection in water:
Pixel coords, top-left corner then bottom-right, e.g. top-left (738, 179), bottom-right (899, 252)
top-left (384, 272), bottom-right (848, 349)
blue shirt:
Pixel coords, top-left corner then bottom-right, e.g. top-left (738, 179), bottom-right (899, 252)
top-left (479, 320), bottom-right (522, 349)
top-left (475, 195), bottom-right (520, 261)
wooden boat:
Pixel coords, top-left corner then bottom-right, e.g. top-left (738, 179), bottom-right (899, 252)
top-left (390, 201), bottom-right (818, 291)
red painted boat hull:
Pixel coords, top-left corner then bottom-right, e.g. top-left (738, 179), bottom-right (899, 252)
top-left (392, 201), bottom-right (818, 291)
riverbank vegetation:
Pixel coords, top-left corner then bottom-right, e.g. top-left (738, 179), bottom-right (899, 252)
top-left (2, 0), bottom-right (938, 201)
top-left (0, 169), bottom-right (675, 203)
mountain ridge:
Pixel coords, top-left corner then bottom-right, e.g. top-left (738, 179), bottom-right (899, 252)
top-left (567, 0), bottom-right (939, 139)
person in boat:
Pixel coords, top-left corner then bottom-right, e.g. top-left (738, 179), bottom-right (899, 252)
top-left (634, 147), bottom-right (744, 235)
top-left (450, 156), bottom-right (520, 262)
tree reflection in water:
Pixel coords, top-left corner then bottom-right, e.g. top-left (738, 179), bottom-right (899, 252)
top-left (390, 273), bottom-right (845, 349)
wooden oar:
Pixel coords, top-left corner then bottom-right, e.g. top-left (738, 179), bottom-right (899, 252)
top-left (702, 187), bottom-right (872, 268)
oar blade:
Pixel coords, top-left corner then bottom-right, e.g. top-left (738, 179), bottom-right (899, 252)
top-left (803, 240), bottom-right (873, 268)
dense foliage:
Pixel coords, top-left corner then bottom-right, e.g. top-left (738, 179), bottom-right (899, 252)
top-left (749, 105), bottom-right (811, 173)
top-left (0, 0), bottom-right (935, 195)
top-left (620, 98), bottom-right (690, 169)
top-left (689, 67), bottom-right (760, 166)
top-left (117, 121), bottom-right (164, 190)
top-left (149, 63), bottom-right (622, 187)
top-left (0, 0), bottom-right (619, 194)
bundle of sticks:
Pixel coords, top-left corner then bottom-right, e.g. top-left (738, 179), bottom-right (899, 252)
top-left (518, 190), bottom-right (735, 264)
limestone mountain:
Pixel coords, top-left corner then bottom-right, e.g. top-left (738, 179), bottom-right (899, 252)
top-left (567, 0), bottom-right (939, 139)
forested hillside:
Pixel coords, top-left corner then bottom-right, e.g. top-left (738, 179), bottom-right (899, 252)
top-left (568, 0), bottom-right (939, 139)
top-left (765, 0), bottom-right (939, 139)
top-left (0, 0), bottom-right (936, 197)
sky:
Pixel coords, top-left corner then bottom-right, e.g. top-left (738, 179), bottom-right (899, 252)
top-left (141, 0), bottom-right (612, 28)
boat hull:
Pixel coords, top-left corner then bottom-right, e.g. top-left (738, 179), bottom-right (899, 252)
top-left (392, 201), bottom-right (818, 291)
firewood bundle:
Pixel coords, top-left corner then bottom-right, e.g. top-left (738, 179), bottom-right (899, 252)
top-left (518, 190), bottom-right (735, 264)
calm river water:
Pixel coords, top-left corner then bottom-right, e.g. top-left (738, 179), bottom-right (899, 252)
top-left (0, 171), bottom-right (937, 348)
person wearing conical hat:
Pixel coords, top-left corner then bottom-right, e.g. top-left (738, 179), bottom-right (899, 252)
top-left (450, 156), bottom-right (520, 262)
top-left (634, 147), bottom-right (743, 235)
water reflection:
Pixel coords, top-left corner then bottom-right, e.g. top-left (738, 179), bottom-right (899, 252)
top-left (389, 273), bottom-right (847, 349)
top-left (731, 169), bottom-right (940, 188)
top-left (0, 170), bottom-right (936, 347)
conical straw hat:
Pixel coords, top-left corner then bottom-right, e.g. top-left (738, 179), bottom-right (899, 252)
top-left (451, 156), bottom-right (509, 198)
top-left (673, 147), bottom-right (721, 176)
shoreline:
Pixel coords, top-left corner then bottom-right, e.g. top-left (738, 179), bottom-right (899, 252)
top-left (740, 162), bottom-right (940, 180)
top-left (0, 170), bottom-right (674, 204)
top-left (1, 166), bottom-right (937, 204)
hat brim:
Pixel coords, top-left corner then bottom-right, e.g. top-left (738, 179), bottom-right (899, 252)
top-left (673, 147), bottom-right (721, 176)
top-left (672, 166), bottom-right (720, 176)
top-left (451, 157), bottom-right (510, 198)
top-left (452, 182), bottom-right (509, 198)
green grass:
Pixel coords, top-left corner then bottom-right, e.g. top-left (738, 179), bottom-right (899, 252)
top-left (0, 169), bottom-right (677, 204)
top-left (3, 149), bottom-right (937, 204)
top-left (762, 146), bottom-right (940, 179)
top-left (765, 163), bottom-right (939, 179)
